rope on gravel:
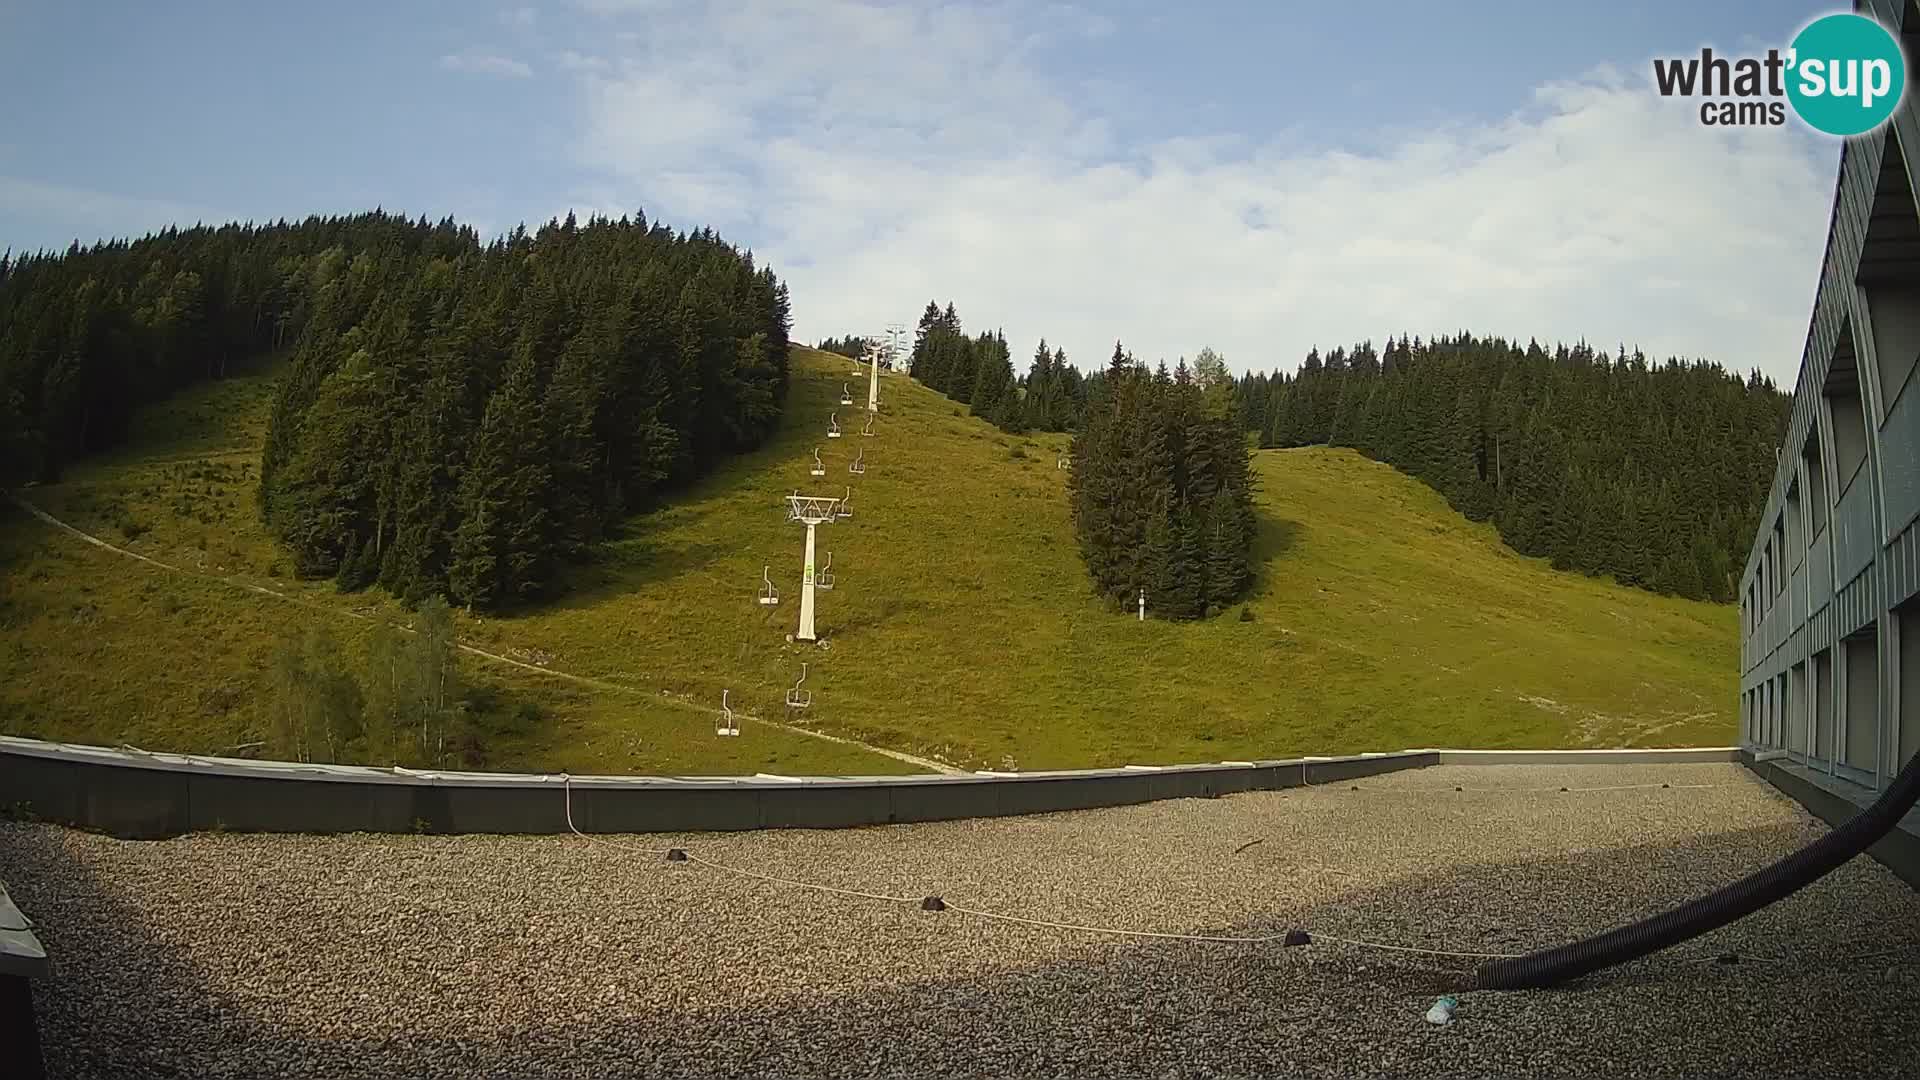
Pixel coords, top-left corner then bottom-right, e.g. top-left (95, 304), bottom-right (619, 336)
top-left (557, 774), bottom-right (1523, 961)
top-left (555, 773), bottom-right (1913, 968)
top-left (560, 775), bottom-right (675, 858)
top-left (1353, 783), bottom-right (1735, 795)
top-left (1293, 762), bottom-right (1734, 795)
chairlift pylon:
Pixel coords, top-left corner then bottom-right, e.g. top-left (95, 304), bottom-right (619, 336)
top-left (827, 412), bottom-right (842, 439)
top-left (811, 447), bottom-right (826, 477)
top-left (849, 447), bottom-right (866, 475)
top-left (786, 663), bottom-right (812, 710)
top-left (841, 383), bottom-right (853, 406)
top-left (817, 551), bottom-right (835, 591)
top-left (717, 689), bottom-right (740, 737)
top-left (758, 565), bottom-right (780, 606)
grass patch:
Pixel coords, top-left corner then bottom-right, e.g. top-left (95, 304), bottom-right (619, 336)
top-left (1, 346), bottom-right (1737, 775)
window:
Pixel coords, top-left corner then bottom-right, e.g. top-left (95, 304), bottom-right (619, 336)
top-left (1773, 517), bottom-right (1788, 594)
top-left (1814, 648), bottom-right (1835, 764)
top-left (1784, 483), bottom-right (1803, 566)
top-left (1900, 601), bottom-right (1918, 773)
top-left (1803, 432), bottom-right (1827, 538)
top-left (1824, 326), bottom-right (1871, 493)
top-left (1844, 628), bottom-right (1880, 776)
top-left (1790, 662), bottom-right (1810, 755)
top-left (1857, 126), bottom-right (1920, 421)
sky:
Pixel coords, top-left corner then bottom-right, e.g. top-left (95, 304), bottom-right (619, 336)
top-left (0, 1), bottom-right (1859, 384)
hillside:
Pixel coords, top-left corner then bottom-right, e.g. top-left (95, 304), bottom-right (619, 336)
top-left (0, 346), bottom-right (1738, 773)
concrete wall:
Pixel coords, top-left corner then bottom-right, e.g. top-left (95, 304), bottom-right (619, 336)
top-left (1743, 750), bottom-right (1920, 890)
top-left (0, 736), bottom-right (1740, 840)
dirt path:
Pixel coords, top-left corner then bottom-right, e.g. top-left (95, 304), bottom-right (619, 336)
top-left (7, 494), bottom-right (961, 775)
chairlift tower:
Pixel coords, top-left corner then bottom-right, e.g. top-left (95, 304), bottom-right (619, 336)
top-left (885, 323), bottom-right (907, 374)
top-left (785, 491), bottom-right (842, 642)
top-left (862, 336), bottom-right (883, 413)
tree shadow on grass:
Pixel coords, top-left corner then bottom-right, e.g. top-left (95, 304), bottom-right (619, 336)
top-left (1245, 510), bottom-right (1304, 603)
top-left (1252, 511), bottom-right (1303, 565)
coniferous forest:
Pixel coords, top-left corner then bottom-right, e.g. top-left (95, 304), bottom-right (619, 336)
top-left (1067, 342), bottom-right (1258, 619)
top-left (0, 210), bottom-right (792, 611)
top-left (263, 213), bottom-right (789, 610)
top-left (1233, 334), bottom-right (1790, 602)
top-left (814, 334), bottom-right (868, 360)
top-left (908, 301), bottom-right (1092, 435)
top-left (6, 227), bottom-right (1786, 618)
top-left (0, 216), bottom-right (439, 489)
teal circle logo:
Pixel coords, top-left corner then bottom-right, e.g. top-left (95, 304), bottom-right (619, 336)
top-left (1787, 13), bottom-right (1906, 136)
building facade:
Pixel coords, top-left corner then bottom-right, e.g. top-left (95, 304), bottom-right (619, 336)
top-left (1740, 0), bottom-right (1920, 792)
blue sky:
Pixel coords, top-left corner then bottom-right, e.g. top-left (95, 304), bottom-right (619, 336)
top-left (0, 1), bottom-right (1855, 383)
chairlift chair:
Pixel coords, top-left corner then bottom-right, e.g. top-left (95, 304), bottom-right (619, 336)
top-left (758, 566), bottom-right (780, 606)
top-left (1057, 455), bottom-right (1071, 470)
top-left (837, 486), bottom-right (854, 519)
top-left (849, 448), bottom-right (866, 476)
top-left (861, 413), bottom-right (875, 436)
top-left (827, 412), bottom-right (842, 439)
top-left (786, 663), bottom-right (813, 710)
top-left (717, 689), bottom-right (740, 737)
top-left (816, 551), bottom-right (835, 591)
top-left (841, 383), bottom-right (853, 406)
top-left (811, 447), bottom-right (826, 477)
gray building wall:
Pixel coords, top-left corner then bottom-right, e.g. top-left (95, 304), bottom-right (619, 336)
top-left (1740, 0), bottom-right (1920, 792)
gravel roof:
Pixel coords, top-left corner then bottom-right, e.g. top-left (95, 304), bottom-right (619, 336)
top-left (5, 762), bottom-right (1917, 1079)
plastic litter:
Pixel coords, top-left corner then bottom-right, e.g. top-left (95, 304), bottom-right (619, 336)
top-left (1425, 995), bottom-right (1457, 1026)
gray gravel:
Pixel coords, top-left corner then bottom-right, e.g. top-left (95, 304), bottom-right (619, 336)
top-left (4, 762), bottom-right (1917, 1078)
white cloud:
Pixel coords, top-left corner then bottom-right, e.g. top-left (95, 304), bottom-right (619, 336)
top-left (557, 49), bottom-right (608, 72)
top-left (569, 2), bottom-right (1835, 385)
top-left (439, 51), bottom-right (534, 79)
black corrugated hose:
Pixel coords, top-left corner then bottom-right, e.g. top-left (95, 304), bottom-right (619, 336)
top-left (1474, 752), bottom-right (1920, 990)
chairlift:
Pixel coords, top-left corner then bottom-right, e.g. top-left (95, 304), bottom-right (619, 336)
top-left (837, 486), bottom-right (854, 519)
top-left (758, 566), bottom-right (780, 606)
top-left (849, 448), bottom-right (866, 476)
top-left (717, 689), bottom-right (740, 737)
top-left (861, 413), bottom-right (875, 437)
top-left (811, 447), bottom-right (826, 477)
top-left (827, 412), bottom-right (842, 439)
top-left (1057, 454), bottom-right (1071, 471)
top-left (786, 663), bottom-right (812, 710)
top-left (841, 383), bottom-right (853, 406)
top-left (816, 551), bottom-right (835, 591)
